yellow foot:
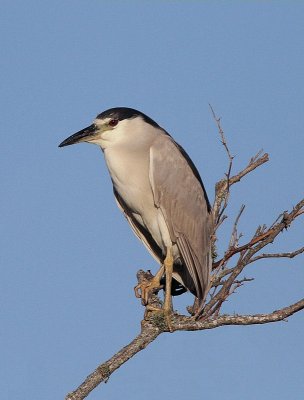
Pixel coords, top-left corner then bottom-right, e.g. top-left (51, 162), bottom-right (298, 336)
top-left (134, 276), bottom-right (163, 305)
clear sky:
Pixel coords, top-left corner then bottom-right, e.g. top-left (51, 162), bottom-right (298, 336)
top-left (1, 1), bottom-right (304, 399)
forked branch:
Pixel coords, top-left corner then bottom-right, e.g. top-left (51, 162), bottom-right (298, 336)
top-left (66, 295), bottom-right (304, 400)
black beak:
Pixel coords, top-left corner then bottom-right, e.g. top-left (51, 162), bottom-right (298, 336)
top-left (58, 124), bottom-right (97, 148)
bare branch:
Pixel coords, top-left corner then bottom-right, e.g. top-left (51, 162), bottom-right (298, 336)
top-left (65, 320), bottom-right (162, 400)
top-left (209, 104), bottom-right (234, 162)
top-left (211, 276), bottom-right (254, 289)
top-left (249, 148), bottom-right (264, 163)
top-left (229, 204), bottom-right (245, 248)
top-left (213, 151), bottom-right (269, 230)
top-left (172, 298), bottom-right (304, 331)
top-left (229, 151), bottom-right (269, 187)
top-left (66, 297), bottom-right (304, 399)
top-left (209, 105), bottom-right (234, 228)
top-left (212, 229), bottom-right (271, 271)
top-left (249, 246), bottom-right (304, 263)
top-left (205, 198), bottom-right (304, 319)
top-left (213, 199), bottom-right (304, 271)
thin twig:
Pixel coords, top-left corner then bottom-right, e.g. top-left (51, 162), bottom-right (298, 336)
top-left (212, 151), bottom-right (269, 231)
top-left (249, 246), bottom-right (304, 263)
top-left (211, 276), bottom-right (254, 288)
top-left (229, 204), bottom-right (245, 248)
top-left (209, 104), bottom-right (234, 162)
top-left (209, 105), bottom-right (234, 227)
top-left (212, 229), bottom-right (273, 271)
top-left (229, 152), bottom-right (269, 187)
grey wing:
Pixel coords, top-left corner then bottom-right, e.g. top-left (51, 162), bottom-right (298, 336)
top-left (149, 134), bottom-right (212, 305)
top-left (114, 188), bottom-right (189, 296)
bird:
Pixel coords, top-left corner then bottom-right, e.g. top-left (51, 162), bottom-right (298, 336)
top-left (59, 107), bottom-right (212, 318)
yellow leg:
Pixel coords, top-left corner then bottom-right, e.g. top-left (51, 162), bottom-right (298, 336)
top-left (164, 247), bottom-right (173, 312)
top-left (163, 246), bottom-right (173, 331)
top-left (134, 247), bottom-right (174, 331)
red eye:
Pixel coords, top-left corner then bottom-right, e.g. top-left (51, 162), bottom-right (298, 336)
top-left (109, 119), bottom-right (118, 127)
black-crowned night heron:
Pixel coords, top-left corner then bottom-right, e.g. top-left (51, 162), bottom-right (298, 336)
top-left (59, 107), bottom-right (212, 318)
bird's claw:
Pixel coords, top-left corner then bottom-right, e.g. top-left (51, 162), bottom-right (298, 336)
top-left (134, 277), bottom-right (163, 305)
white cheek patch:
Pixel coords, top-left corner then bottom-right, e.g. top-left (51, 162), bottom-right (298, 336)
top-left (90, 117), bottom-right (148, 149)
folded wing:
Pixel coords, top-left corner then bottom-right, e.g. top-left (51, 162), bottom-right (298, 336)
top-left (149, 134), bottom-right (212, 306)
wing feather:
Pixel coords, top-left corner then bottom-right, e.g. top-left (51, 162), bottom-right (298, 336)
top-left (114, 187), bottom-right (191, 296)
top-left (149, 134), bottom-right (212, 306)
top-left (113, 188), bottom-right (163, 263)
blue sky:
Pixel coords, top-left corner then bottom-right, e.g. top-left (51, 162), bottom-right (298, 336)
top-left (1, 1), bottom-right (304, 399)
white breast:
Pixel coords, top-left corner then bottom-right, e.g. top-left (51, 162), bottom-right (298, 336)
top-left (104, 145), bottom-right (152, 213)
top-left (103, 144), bottom-right (173, 255)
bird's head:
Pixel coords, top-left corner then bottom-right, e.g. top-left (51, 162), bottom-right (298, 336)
top-left (58, 107), bottom-right (161, 150)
